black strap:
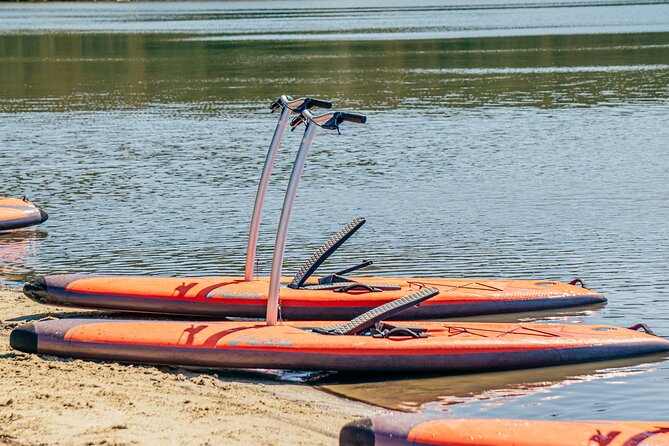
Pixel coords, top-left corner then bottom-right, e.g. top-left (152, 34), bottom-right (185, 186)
top-left (300, 282), bottom-right (401, 291)
top-left (335, 260), bottom-right (373, 276)
top-left (313, 287), bottom-right (439, 336)
top-left (569, 278), bottom-right (587, 288)
top-left (318, 261), bottom-right (374, 285)
top-left (628, 323), bottom-right (657, 336)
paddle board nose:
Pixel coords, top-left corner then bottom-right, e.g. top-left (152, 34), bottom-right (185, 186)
top-left (339, 418), bottom-right (374, 446)
top-left (10, 323), bottom-right (38, 354)
top-left (37, 206), bottom-right (49, 223)
top-left (23, 277), bottom-right (49, 304)
top-left (586, 292), bottom-right (606, 304)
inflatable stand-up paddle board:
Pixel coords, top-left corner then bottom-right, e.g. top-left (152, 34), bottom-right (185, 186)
top-left (10, 109), bottom-right (669, 374)
top-left (340, 415), bottom-right (669, 446)
top-left (23, 96), bottom-right (605, 320)
top-left (9, 287), bottom-right (669, 373)
top-left (0, 197), bottom-right (48, 231)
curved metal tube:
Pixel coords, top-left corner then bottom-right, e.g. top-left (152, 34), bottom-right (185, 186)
top-left (266, 120), bottom-right (317, 325)
top-left (244, 98), bottom-right (291, 282)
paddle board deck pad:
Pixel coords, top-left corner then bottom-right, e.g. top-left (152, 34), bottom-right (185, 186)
top-left (339, 415), bottom-right (669, 446)
top-left (24, 274), bottom-right (606, 320)
top-left (0, 197), bottom-right (48, 231)
top-left (10, 319), bottom-right (668, 373)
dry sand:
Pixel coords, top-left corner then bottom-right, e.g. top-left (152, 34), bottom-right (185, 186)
top-left (0, 285), bottom-right (385, 446)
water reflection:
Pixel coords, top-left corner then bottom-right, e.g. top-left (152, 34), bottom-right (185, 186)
top-left (1, 32), bottom-right (668, 112)
top-left (319, 353), bottom-right (669, 414)
top-left (432, 305), bottom-right (607, 324)
top-left (0, 230), bottom-right (45, 283)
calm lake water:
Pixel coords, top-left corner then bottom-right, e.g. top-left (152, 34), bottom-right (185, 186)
top-left (1, 0), bottom-right (669, 421)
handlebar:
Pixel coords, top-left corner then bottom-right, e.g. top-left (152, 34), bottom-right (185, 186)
top-left (291, 109), bottom-right (367, 133)
top-left (270, 95), bottom-right (333, 113)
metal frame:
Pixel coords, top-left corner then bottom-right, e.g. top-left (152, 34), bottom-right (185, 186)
top-left (266, 111), bottom-right (319, 325)
top-left (244, 97), bottom-right (292, 281)
top-left (265, 108), bottom-right (366, 325)
top-left (244, 96), bottom-right (333, 282)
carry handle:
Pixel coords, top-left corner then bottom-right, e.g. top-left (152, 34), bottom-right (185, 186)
top-left (334, 283), bottom-right (382, 293)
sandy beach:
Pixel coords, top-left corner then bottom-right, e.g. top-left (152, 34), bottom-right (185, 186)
top-left (0, 285), bottom-right (384, 446)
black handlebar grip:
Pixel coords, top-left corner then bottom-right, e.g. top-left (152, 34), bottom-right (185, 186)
top-left (338, 112), bottom-right (367, 124)
top-left (305, 98), bottom-right (333, 109)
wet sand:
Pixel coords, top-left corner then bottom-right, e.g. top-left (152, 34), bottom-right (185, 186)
top-left (0, 286), bottom-right (384, 445)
